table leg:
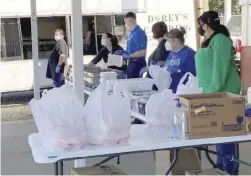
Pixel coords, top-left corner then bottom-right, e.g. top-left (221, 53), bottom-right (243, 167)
top-left (59, 161), bottom-right (64, 175)
top-left (165, 149), bottom-right (179, 175)
top-left (204, 146), bottom-right (217, 168)
top-left (54, 162), bottom-right (59, 175)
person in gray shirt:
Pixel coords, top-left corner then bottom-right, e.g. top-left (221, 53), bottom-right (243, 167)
top-left (46, 29), bottom-right (68, 87)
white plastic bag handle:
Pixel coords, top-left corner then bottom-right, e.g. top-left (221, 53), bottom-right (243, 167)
top-left (178, 72), bottom-right (193, 86)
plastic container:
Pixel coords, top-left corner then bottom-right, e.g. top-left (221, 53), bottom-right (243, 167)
top-left (173, 100), bottom-right (185, 138)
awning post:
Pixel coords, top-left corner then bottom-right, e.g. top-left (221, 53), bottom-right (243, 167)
top-left (71, 0), bottom-right (85, 168)
top-left (30, 0), bottom-right (40, 100)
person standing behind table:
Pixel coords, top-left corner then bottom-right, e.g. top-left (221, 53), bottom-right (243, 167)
top-left (46, 29), bottom-right (68, 88)
top-left (87, 33), bottom-right (127, 72)
top-left (124, 12), bottom-right (147, 78)
top-left (140, 21), bottom-right (171, 78)
top-left (196, 11), bottom-right (241, 175)
top-left (164, 27), bottom-right (196, 93)
top-left (148, 21), bottom-right (170, 67)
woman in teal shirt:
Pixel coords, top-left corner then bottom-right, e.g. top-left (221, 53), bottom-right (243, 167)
top-left (195, 11), bottom-right (241, 175)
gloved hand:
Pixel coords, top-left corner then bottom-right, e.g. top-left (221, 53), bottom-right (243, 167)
top-left (150, 60), bottom-right (157, 65)
top-left (166, 66), bottom-right (181, 74)
top-left (84, 44), bottom-right (89, 52)
top-left (114, 50), bottom-right (129, 60)
top-left (139, 67), bottom-right (148, 77)
top-left (83, 65), bottom-right (88, 70)
top-left (56, 65), bottom-right (61, 73)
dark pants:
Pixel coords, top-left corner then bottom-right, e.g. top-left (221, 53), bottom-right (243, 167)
top-left (216, 143), bottom-right (239, 175)
top-left (127, 59), bottom-right (146, 78)
top-left (53, 73), bottom-right (65, 88)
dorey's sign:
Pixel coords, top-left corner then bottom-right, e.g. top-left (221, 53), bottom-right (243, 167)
top-left (137, 0), bottom-right (198, 58)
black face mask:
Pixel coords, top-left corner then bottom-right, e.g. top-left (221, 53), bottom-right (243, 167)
top-left (198, 26), bottom-right (205, 36)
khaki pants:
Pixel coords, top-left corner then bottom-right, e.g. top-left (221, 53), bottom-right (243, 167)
top-left (155, 149), bottom-right (201, 175)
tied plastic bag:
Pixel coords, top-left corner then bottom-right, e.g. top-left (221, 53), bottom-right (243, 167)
top-left (176, 72), bottom-right (202, 95)
top-left (29, 85), bottom-right (86, 151)
top-left (84, 81), bottom-right (131, 145)
top-left (149, 65), bottom-right (172, 91)
top-left (145, 89), bottom-right (177, 127)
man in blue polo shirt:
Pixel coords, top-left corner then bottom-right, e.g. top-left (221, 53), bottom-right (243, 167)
top-left (124, 12), bottom-right (147, 78)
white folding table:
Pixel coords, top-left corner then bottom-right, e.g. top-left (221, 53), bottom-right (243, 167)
top-left (28, 125), bottom-right (251, 175)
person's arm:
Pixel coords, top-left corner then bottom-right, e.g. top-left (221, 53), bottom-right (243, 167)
top-left (181, 49), bottom-right (196, 76)
top-left (208, 35), bottom-right (232, 92)
top-left (129, 31), bottom-right (147, 58)
top-left (56, 41), bottom-right (68, 66)
top-left (89, 47), bottom-right (106, 65)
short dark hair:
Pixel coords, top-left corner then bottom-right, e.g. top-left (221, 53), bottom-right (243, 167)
top-left (125, 12), bottom-right (136, 19)
top-left (106, 33), bottom-right (118, 47)
top-left (55, 29), bottom-right (65, 36)
top-left (152, 21), bottom-right (168, 39)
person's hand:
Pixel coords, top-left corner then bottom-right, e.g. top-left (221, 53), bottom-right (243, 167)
top-left (150, 60), bottom-right (157, 65)
top-left (114, 50), bottom-right (129, 60)
top-left (114, 50), bottom-right (124, 55)
top-left (166, 66), bottom-right (181, 74)
top-left (56, 65), bottom-right (61, 73)
top-left (84, 44), bottom-right (89, 51)
top-left (139, 67), bottom-right (148, 77)
top-left (83, 65), bottom-right (88, 70)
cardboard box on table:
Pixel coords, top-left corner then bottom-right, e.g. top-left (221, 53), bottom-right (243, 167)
top-left (71, 165), bottom-right (126, 175)
top-left (179, 92), bottom-right (246, 138)
top-left (155, 93), bottom-right (246, 175)
top-left (185, 168), bottom-right (229, 175)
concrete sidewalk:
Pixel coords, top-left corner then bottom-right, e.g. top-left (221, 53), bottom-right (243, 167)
top-left (1, 120), bottom-right (251, 175)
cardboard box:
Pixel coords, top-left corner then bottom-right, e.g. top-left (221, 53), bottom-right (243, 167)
top-left (185, 168), bottom-right (229, 175)
top-left (71, 165), bottom-right (126, 175)
top-left (179, 92), bottom-right (246, 138)
top-left (155, 149), bottom-right (201, 175)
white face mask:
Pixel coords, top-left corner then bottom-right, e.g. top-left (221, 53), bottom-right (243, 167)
top-left (125, 23), bottom-right (132, 31)
top-left (165, 41), bottom-right (172, 51)
top-left (54, 35), bottom-right (61, 41)
top-left (101, 39), bottom-right (107, 46)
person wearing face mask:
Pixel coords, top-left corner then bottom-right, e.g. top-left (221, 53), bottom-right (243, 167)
top-left (196, 11), bottom-right (240, 175)
top-left (123, 12), bottom-right (147, 78)
top-left (46, 29), bottom-right (68, 87)
top-left (164, 27), bottom-right (196, 93)
top-left (139, 21), bottom-right (170, 77)
top-left (87, 33), bottom-right (127, 71)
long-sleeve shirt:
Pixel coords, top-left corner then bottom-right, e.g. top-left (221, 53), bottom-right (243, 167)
top-left (91, 45), bottom-right (126, 71)
top-left (164, 46), bottom-right (196, 93)
top-left (195, 33), bottom-right (241, 94)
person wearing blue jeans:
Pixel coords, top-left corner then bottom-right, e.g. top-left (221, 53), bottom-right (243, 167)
top-left (46, 29), bottom-right (68, 88)
top-left (123, 12), bottom-right (147, 78)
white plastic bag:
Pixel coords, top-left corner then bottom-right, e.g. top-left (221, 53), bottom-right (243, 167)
top-left (176, 72), bottom-right (202, 95)
top-left (29, 85), bottom-right (86, 151)
top-left (149, 65), bottom-right (172, 91)
top-left (84, 81), bottom-right (131, 145)
top-left (145, 89), bottom-right (177, 127)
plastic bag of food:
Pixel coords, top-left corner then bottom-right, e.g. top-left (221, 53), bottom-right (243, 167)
top-left (176, 72), bottom-right (202, 95)
top-left (29, 85), bottom-right (86, 151)
top-left (84, 81), bottom-right (131, 145)
top-left (145, 89), bottom-right (177, 127)
top-left (149, 65), bottom-right (172, 91)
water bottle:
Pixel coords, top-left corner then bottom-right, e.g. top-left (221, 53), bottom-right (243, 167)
top-left (173, 100), bottom-right (185, 138)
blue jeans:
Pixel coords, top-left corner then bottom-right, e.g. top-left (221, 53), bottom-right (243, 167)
top-left (216, 143), bottom-right (239, 175)
top-left (53, 73), bottom-right (65, 88)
